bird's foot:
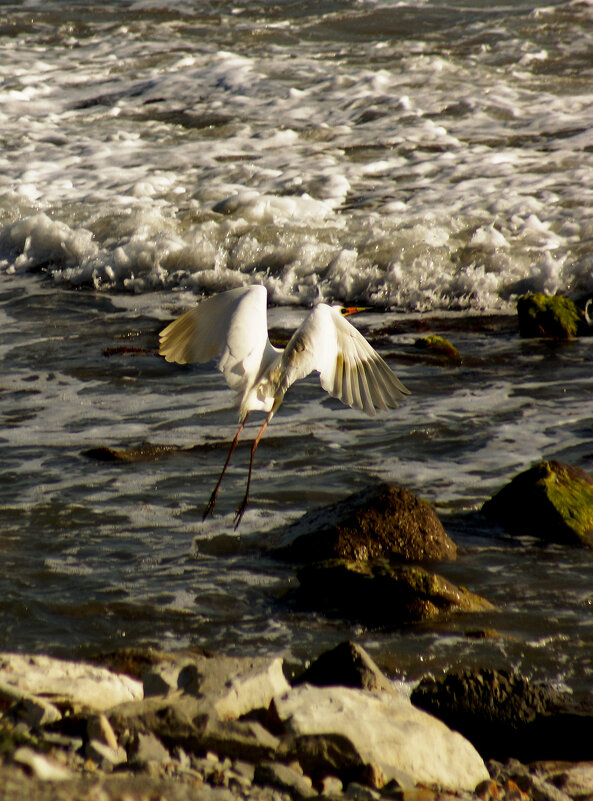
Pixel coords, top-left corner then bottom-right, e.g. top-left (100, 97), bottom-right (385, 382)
top-left (233, 497), bottom-right (249, 530)
top-left (202, 491), bottom-right (218, 521)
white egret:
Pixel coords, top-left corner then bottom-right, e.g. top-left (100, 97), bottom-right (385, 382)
top-left (159, 285), bottom-right (410, 527)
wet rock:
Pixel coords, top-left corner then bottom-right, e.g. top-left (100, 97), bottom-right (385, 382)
top-left (411, 668), bottom-right (593, 762)
top-left (82, 442), bottom-right (183, 462)
top-left (292, 560), bottom-right (493, 625)
top-left (482, 460), bottom-right (593, 548)
top-left (273, 684), bottom-right (489, 791)
top-left (143, 652), bottom-right (290, 720)
top-left (0, 653), bottom-right (143, 712)
top-left (254, 761), bottom-right (317, 799)
top-left (295, 641), bottom-right (394, 694)
top-left (517, 293), bottom-right (589, 339)
top-left (414, 335), bottom-right (462, 363)
top-left (273, 482), bottom-right (457, 563)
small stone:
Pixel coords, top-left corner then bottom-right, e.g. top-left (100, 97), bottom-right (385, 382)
top-left (254, 761), bottom-right (317, 798)
top-left (345, 781), bottom-right (381, 799)
top-left (85, 738), bottom-right (127, 768)
top-left (475, 779), bottom-right (502, 799)
top-left (232, 760), bottom-right (256, 783)
top-left (13, 746), bottom-right (73, 780)
top-left (128, 731), bottom-right (171, 766)
top-left (87, 713), bottom-right (119, 751)
top-left (320, 775), bottom-right (343, 795)
top-left (17, 695), bottom-right (62, 728)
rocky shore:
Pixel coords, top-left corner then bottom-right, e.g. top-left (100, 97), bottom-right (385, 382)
top-left (2, 642), bottom-right (593, 801)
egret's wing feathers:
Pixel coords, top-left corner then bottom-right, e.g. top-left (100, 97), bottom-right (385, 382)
top-left (327, 312), bottom-right (410, 415)
top-left (159, 285), bottom-right (274, 394)
top-left (283, 304), bottom-right (409, 417)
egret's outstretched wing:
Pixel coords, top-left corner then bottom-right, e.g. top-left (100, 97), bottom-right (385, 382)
top-left (282, 304), bottom-right (410, 416)
top-left (159, 285), bottom-right (276, 394)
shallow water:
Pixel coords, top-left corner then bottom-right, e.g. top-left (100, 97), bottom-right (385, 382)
top-left (1, 0), bottom-right (593, 693)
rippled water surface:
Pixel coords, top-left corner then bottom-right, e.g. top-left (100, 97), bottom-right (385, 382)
top-left (1, 0), bottom-right (593, 692)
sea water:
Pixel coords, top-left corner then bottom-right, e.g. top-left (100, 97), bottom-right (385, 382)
top-left (1, 0), bottom-right (593, 693)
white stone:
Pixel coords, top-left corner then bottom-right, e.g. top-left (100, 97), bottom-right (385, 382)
top-left (85, 738), bottom-right (127, 766)
top-left (13, 747), bottom-right (73, 781)
top-left (213, 656), bottom-right (291, 720)
top-left (87, 713), bottom-right (119, 751)
top-left (273, 684), bottom-right (489, 792)
top-left (0, 677), bottom-right (62, 727)
top-left (0, 653), bottom-right (143, 711)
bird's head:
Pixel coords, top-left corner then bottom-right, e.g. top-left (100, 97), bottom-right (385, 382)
top-left (339, 305), bottom-right (368, 317)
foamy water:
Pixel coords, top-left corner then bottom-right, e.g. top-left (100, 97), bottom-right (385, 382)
top-left (1, 0), bottom-right (593, 692)
top-left (2, 0), bottom-right (593, 309)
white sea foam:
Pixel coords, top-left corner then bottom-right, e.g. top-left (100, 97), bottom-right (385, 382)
top-left (0, 0), bottom-right (592, 309)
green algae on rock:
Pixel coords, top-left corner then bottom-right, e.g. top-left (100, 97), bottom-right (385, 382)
top-left (482, 460), bottom-right (593, 548)
top-left (414, 335), bottom-right (462, 363)
top-left (516, 293), bottom-right (590, 339)
top-left (292, 560), bottom-right (494, 626)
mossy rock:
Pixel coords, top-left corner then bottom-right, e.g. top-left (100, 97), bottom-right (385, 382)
top-left (482, 460), bottom-right (593, 548)
top-left (414, 335), bottom-right (461, 363)
top-left (291, 560), bottom-right (493, 626)
top-left (516, 293), bottom-right (589, 339)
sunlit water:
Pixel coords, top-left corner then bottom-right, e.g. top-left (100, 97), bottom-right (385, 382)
top-left (1, 0), bottom-right (593, 694)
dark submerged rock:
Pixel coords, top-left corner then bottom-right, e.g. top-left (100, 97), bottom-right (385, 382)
top-left (482, 460), bottom-right (593, 548)
top-left (274, 482), bottom-right (457, 564)
top-left (412, 668), bottom-right (593, 763)
top-left (291, 560), bottom-right (493, 626)
top-left (516, 293), bottom-right (590, 339)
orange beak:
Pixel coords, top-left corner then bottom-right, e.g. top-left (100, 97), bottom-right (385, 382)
top-left (342, 306), bottom-right (368, 317)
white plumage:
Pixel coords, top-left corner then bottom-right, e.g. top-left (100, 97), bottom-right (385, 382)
top-left (159, 285), bottom-right (410, 526)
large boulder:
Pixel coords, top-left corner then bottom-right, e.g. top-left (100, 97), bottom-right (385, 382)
top-left (291, 560), bottom-right (493, 626)
top-left (142, 652), bottom-right (290, 720)
top-left (482, 460), bottom-right (593, 548)
top-left (412, 667), bottom-right (593, 762)
top-left (273, 684), bottom-right (489, 792)
top-left (517, 292), bottom-right (590, 338)
top-left (0, 653), bottom-right (143, 712)
top-left (273, 482), bottom-right (457, 563)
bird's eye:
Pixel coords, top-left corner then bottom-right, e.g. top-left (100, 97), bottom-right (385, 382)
top-left (340, 307), bottom-right (348, 315)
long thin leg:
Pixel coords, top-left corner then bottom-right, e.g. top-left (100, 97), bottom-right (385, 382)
top-left (203, 413), bottom-right (249, 521)
top-left (233, 411), bottom-right (272, 529)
